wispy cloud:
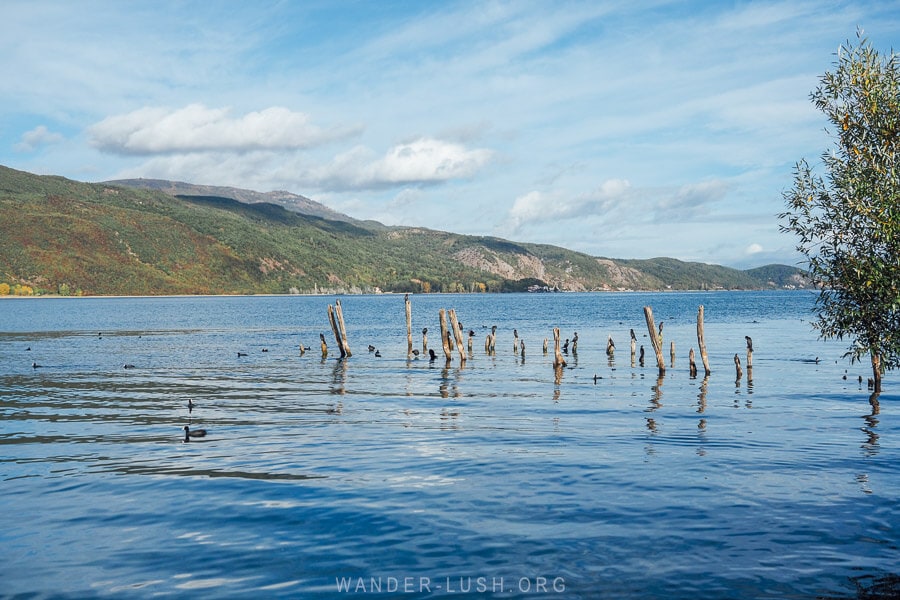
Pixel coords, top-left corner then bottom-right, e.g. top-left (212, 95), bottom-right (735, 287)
top-left (89, 104), bottom-right (360, 155)
top-left (15, 125), bottom-right (64, 152)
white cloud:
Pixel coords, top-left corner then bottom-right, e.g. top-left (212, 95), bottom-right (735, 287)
top-left (655, 180), bottom-right (728, 222)
top-left (746, 243), bottom-right (764, 255)
top-left (305, 137), bottom-right (493, 190)
top-left (507, 179), bottom-right (632, 232)
top-left (89, 104), bottom-right (360, 155)
top-left (15, 125), bottom-right (64, 152)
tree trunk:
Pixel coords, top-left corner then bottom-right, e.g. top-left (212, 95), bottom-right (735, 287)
top-left (871, 352), bottom-right (882, 392)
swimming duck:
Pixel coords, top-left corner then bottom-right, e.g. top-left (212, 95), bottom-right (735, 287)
top-left (183, 425), bottom-right (207, 442)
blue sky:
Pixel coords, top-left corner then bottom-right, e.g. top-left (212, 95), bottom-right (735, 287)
top-left (3, 1), bottom-right (898, 268)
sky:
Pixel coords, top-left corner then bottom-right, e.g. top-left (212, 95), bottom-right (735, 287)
top-left (3, 1), bottom-right (899, 268)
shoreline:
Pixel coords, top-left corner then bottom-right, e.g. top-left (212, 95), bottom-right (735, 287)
top-left (0, 288), bottom-right (814, 300)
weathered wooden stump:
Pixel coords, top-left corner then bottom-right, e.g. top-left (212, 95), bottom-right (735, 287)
top-left (697, 305), bottom-right (711, 377)
top-left (553, 327), bottom-right (566, 368)
top-left (643, 306), bottom-right (666, 374)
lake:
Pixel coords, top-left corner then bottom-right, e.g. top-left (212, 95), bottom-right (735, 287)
top-left (1, 291), bottom-right (897, 599)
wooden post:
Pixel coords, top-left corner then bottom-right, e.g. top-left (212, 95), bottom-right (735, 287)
top-left (606, 335), bottom-right (615, 356)
top-left (734, 354), bottom-right (743, 380)
top-left (319, 333), bottom-right (328, 358)
top-left (449, 309), bottom-right (466, 363)
top-left (513, 329), bottom-right (519, 354)
top-left (327, 304), bottom-right (346, 359)
top-left (572, 332), bottom-right (578, 352)
top-left (689, 348), bottom-right (698, 377)
top-left (520, 340), bottom-right (526, 359)
top-left (438, 309), bottom-right (452, 361)
top-left (405, 294), bottom-right (413, 358)
top-left (543, 338), bottom-right (549, 354)
top-left (697, 305), bottom-right (711, 376)
top-left (630, 329), bottom-right (636, 367)
top-left (553, 327), bottom-right (566, 368)
top-left (335, 300), bottom-right (352, 357)
top-left (299, 339), bottom-right (306, 356)
top-left (422, 327), bottom-right (428, 352)
top-left (468, 330), bottom-right (474, 353)
top-left (670, 341), bottom-right (676, 368)
top-left (643, 306), bottom-right (666, 374)
top-left (745, 336), bottom-right (753, 369)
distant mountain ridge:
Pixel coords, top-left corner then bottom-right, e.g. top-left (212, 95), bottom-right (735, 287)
top-left (0, 165), bottom-right (809, 296)
top-left (105, 178), bottom-right (359, 224)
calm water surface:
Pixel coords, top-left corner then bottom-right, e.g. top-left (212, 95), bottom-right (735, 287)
top-left (1, 292), bottom-right (897, 599)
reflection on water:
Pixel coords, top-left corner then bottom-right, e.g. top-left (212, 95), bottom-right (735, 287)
top-left (1, 292), bottom-right (898, 599)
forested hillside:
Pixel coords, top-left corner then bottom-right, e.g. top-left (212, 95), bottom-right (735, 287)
top-left (0, 166), bottom-right (808, 296)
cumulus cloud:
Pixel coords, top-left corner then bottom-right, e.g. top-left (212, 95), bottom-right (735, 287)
top-left (745, 243), bottom-right (764, 255)
top-left (15, 125), bottom-right (64, 152)
top-left (305, 137), bottom-right (493, 190)
top-left (507, 178), bottom-right (632, 232)
top-left (89, 104), bottom-right (360, 155)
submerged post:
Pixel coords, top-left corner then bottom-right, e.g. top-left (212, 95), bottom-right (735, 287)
top-left (439, 309), bottom-right (452, 362)
top-left (643, 306), bottom-right (666, 374)
top-left (449, 309), bottom-right (466, 363)
top-left (734, 354), bottom-right (743, 380)
top-left (697, 305), bottom-right (711, 377)
top-left (335, 300), bottom-right (352, 357)
top-left (405, 294), bottom-right (413, 358)
top-left (327, 304), bottom-right (346, 359)
top-left (670, 341), bottom-right (676, 368)
top-left (553, 327), bottom-right (566, 368)
top-left (630, 329), bottom-right (636, 367)
top-left (745, 336), bottom-right (753, 369)
top-left (319, 333), bottom-right (328, 358)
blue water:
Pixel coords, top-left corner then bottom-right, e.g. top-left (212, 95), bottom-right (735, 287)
top-left (1, 291), bottom-right (897, 599)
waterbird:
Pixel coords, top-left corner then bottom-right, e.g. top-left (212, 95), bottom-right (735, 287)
top-left (188, 398), bottom-right (195, 413)
top-left (183, 425), bottom-right (207, 442)
top-left (25, 347), bottom-right (31, 351)
top-left (411, 349), bottom-right (420, 357)
top-left (428, 349), bottom-right (437, 361)
top-left (123, 363), bottom-right (135, 369)
top-left (237, 352), bottom-right (248, 357)
top-left (32, 361), bottom-right (41, 369)
top-left (374, 350), bottom-right (381, 357)
top-left (368, 345), bottom-right (376, 352)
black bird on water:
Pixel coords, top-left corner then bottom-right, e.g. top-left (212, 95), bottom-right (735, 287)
top-left (237, 352), bottom-right (248, 357)
top-left (428, 348), bottom-right (437, 361)
top-left (32, 361), bottom-right (41, 369)
top-left (183, 425), bottom-right (207, 442)
top-left (188, 398), bottom-right (195, 413)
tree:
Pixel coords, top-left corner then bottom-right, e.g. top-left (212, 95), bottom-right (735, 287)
top-left (780, 32), bottom-right (900, 392)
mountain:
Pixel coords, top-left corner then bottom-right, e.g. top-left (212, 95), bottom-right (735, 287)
top-left (0, 166), bottom-right (809, 296)
top-left (104, 178), bottom-right (359, 224)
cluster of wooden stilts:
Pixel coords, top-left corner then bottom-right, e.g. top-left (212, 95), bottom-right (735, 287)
top-left (301, 296), bottom-right (757, 386)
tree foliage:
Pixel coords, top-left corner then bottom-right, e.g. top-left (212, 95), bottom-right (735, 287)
top-left (780, 32), bottom-right (900, 391)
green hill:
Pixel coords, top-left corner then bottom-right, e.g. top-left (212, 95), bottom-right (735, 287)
top-left (0, 165), bottom-right (809, 296)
